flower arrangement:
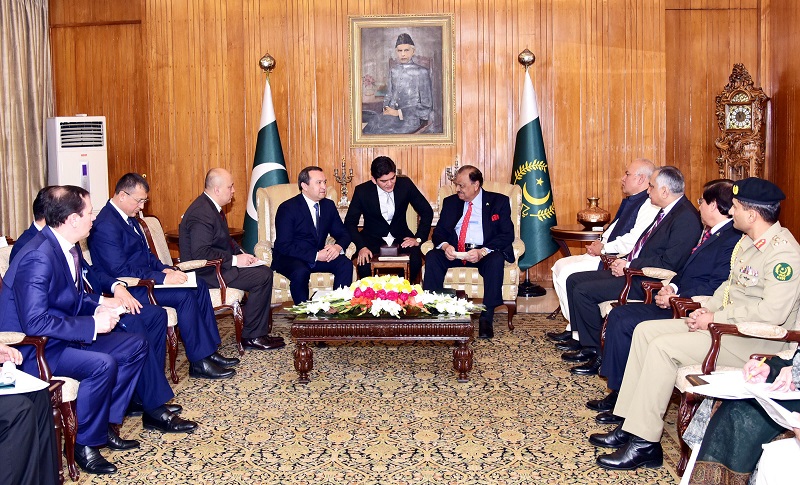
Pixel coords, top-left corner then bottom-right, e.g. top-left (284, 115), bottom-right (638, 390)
top-left (290, 275), bottom-right (483, 318)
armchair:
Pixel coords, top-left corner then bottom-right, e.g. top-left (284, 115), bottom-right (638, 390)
top-left (673, 306), bottom-right (800, 475)
top-left (420, 181), bottom-right (524, 330)
top-left (253, 184), bottom-right (356, 310)
top-left (136, 215), bottom-right (248, 356)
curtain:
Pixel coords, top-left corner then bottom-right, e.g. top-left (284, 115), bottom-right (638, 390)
top-left (0, 0), bottom-right (51, 238)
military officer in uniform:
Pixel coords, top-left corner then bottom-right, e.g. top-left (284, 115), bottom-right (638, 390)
top-left (588, 177), bottom-right (800, 471)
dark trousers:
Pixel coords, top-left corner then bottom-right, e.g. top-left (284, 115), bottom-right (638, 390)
top-left (130, 277), bottom-right (221, 362)
top-left (566, 270), bottom-right (648, 351)
top-left (114, 304), bottom-right (174, 411)
top-left (272, 254), bottom-right (354, 304)
top-left (55, 332), bottom-right (147, 446)
top-left (356, 244), bottom-right (423, 283)
top-left (601, 303), bottom-right (672, 390)
top-left (200, 265), bottom-right (273, 339)
top-left (422, 249), bottom-right (505, 310)
top-left (0, 389), bottom-right (59, 485)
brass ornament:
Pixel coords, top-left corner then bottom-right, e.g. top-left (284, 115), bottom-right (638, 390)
top-left (518, 49), bottom-right (535, 69)
top-left (259, 54), bottom-right (276, 73)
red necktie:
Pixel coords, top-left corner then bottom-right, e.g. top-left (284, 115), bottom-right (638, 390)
top-left (457, 202), bottom-right (473, 252)
top-left (692, 229), bottom-right (711, 253)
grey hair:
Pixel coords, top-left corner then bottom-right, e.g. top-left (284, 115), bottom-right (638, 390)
top-left (633, 158), bottom-right (656, 179)
top-left (654, 166), bottom-right (685, 195)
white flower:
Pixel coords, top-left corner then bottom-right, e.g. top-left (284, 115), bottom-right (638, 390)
top-left (369, 299), bottom-right (402, 317)
top-left (305, 301), bottom-right (331, 314)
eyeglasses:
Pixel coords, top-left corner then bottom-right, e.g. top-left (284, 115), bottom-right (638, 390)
top-left (124, 191), bottom-right (149, 205)
top-left (697, 198), bottom-right (705, 206)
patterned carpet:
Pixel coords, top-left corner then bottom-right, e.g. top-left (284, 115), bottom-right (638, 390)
top-left (70, 313), bottom-right (681, 484)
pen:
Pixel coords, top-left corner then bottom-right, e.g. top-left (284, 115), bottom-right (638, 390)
top-left (745, 356), bottom-right (767, 382)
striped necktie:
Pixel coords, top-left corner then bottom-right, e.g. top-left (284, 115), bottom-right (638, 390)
top-left (627, 210), bottom-right (664, 261)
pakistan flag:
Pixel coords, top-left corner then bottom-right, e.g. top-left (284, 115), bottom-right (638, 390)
top-left (511, 70), bottom-right (558, 270)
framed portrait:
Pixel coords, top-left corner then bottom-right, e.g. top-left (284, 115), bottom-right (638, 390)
top-left (350, 14), bottom-right (455, 146)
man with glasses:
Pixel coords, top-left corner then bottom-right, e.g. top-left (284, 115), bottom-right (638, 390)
top-left (89, 173), bottom-right (241, 380)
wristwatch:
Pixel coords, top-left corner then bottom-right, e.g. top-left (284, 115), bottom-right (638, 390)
top-left (415, 238), bottom-right (422, 244)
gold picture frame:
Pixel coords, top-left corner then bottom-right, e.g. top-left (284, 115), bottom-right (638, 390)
top-left (350, 14), bottom-right (455, 146)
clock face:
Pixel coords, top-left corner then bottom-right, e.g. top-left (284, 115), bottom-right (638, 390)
top-left (726, 104), bottom-right (753, 130)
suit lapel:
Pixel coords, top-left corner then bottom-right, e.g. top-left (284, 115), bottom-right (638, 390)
top-left (42, 227), bottom-right (78, 294)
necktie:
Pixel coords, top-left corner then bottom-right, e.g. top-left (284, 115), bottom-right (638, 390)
top-left (384, 192), bottom-right (395, 223)
top-left (127, 217), bottom-right (147, 247)
top-left (692, 229), bottom-right (712, 254)
top-left (627, 210), bottom-right (664, 261)
top-left (457, 202), bottom-right (473, 252)
top-left (68, 246), bottom-right (81, 288)
top-left (219, 210), bottom-right (238, 253)
top-left (314, 202), bottom-right (320, 234)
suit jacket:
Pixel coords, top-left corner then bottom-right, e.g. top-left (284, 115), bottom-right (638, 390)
top-left (629, 196), bottom-right (703, 272)
top-left (273, 194), bottom-right (352, 265)
top-left (671, 220), bottom-right (741, 298)
top-left (432, 189), bottom-right (515, 263)
top-left (89, 201), bottom-right (170, 283)
top-left (179, 193), bottom-right (243, 280)
top-left (12, 223), bottom-right (122, 303)
top-left (344, 176), bottom-right (433, 250)
top-left (0, 227), bottom-right (98, 376)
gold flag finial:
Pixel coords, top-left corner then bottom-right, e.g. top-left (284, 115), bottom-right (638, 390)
top-left (518, 49), bottom-right (535, 71)
top-left (259, 54), bottom-right (276, 74)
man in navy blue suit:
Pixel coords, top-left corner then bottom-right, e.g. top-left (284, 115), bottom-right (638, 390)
top-left (272, 166), bottom-right (353, 304)
top-left (422, 165), bottom-right (515, 339)
top-left (586, 179), bottom-right (740, 423)
top-left (562, 166), bottom-right (703, 374)
top-left (12, 186), bottom-right (197, 435)
top-left (89, 173), bottom-right (239, 380)
top-left (345, 156), bottom-right (433, 282)
top-left (0, 185), bottom-right (146, 475)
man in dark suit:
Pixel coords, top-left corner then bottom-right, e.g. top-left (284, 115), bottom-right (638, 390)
top-left (179, 168), bottom-right (283, 351)
top-left (272, 166), bottom-right (353, 304)
top-left (12, 186), bottom-right (196, 434)
top-left (586, 179), bottom-right (740, 422)
top-left (89, 173), bottom-right (239, 380)
top-left (0, 185), bottom-right (146, 475)
top-left (0, 344), bottom-right (58, 485)
top-left (563, 166), bottom-right (703, 375)
top-left (422, 165), bottom-right (515, 339)
top-left (345, 156), bottom-right (433, 282)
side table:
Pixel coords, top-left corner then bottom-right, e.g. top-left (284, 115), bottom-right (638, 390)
top-left (548, 224), bottom-right (604, 319)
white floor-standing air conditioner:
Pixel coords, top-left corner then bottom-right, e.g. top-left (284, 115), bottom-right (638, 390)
top-left (46, 115), bottom-right (109, 215)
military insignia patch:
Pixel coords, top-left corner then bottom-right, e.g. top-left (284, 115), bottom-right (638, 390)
top-left (754, 239), bottom-right (767, 250)
top-left (773, 263), bottom-right (793, 281)
top-left (733, 185), bottom-right (739, 195)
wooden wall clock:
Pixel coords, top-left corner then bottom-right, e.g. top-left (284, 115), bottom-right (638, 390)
top-left (714, 63), bottom-right (769, 180)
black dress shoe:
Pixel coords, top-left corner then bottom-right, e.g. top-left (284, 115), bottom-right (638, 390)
top-left (596, 435), bottom-right (663, 470)
top-left (546, 330), bottom-right (573, 342)
top-left (589, 423), bottom-right (630, 448)
top-left (241, 336), bottom-right (286, 351)
top-left (596, 411), bottom-right (624, 425)
top-left (126, 401), bottom-right (183, 417)
top-left (143, 409), bottom-right (199, 433)
top-left (74, 444), bottom-right (117, 474)
top-left (189, 357), bottom-right (236, 379)
top-left (587, 391), bottom-right (618, 412)
top-left (561, 348), bottom-right (596, 363)
top-left (570, 355), bottom-right (602, 375)
top-left (555, 338), bottom-right (582, 351)
top-left (106, 426), bottom-right (139, 450)
top-left (208, 351), bottom-right (240, 368)
top-left (478, 318), bottom-right (494, 339)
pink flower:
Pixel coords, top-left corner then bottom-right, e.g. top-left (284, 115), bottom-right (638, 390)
top-left (410, 289), bottom-right (418, 297)
top-left (364, 288), bottom-right (375, 299)
top-left (354, 288), bottom-right (363, 298)
top-left (386, 290), bottom-right (399, 301)
top-left (398, 292), bottom-right (409, 302)
top-left (376, 289), bottom-right (387, 299)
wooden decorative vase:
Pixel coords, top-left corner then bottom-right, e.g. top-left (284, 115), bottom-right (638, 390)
top-left (577, 197), bottom-right (611, 230)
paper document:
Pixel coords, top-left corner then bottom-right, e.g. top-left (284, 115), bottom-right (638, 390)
top-left (246, 259), bottom-right (268, 267)
top-left (377, 256), bottom-right (410, 262)
top-left (0, 367), bottom-right (50, 396)
top-left (154, 271), bottom-right (197, 288)
top-left (690, 371), bottom-right (800, 400)
top-left (453, 251), bottom-right (469, 260)
top-left (747, 385), bottom-right (800, 430)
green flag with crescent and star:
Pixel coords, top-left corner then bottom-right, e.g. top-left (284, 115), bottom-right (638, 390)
top-left (511, 70), bottom-right (558, 270)
top-left (242, 76), bottom-right (289, 253)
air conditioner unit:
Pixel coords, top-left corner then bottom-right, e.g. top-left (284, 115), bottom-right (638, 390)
top-left (46, 115), bottom-right (109, 215)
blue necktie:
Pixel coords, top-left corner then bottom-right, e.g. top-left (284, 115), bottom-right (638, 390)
top-left (127, 217), bottom-right (147, 248)
top-left (314, 202), bottom-right (320, 235)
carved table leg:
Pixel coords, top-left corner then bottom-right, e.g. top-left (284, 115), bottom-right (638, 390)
top-left (294, 342), bottom-right (313, 384)
top-left (453, 340), bottom-right (473, 382)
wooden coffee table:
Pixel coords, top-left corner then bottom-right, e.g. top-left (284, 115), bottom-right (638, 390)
top-left (290, 314), bottom-right (475, 383)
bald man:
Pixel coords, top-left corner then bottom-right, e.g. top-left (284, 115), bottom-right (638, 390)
top-left (179, 168), bottom-right (283, 351)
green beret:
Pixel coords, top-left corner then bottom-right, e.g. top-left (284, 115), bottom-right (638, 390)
top-left (732, 177), bottom-right (786, 205)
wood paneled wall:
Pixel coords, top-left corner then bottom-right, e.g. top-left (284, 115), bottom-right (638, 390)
top-left (49, 0), bottom-right (796, 282)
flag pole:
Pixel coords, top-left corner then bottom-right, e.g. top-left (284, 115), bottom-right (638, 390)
top-left (516, 49), bottom-right (548, 298)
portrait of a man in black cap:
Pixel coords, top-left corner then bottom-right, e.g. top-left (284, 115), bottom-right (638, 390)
top-left (363, 32), bottom-right (434, 135)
